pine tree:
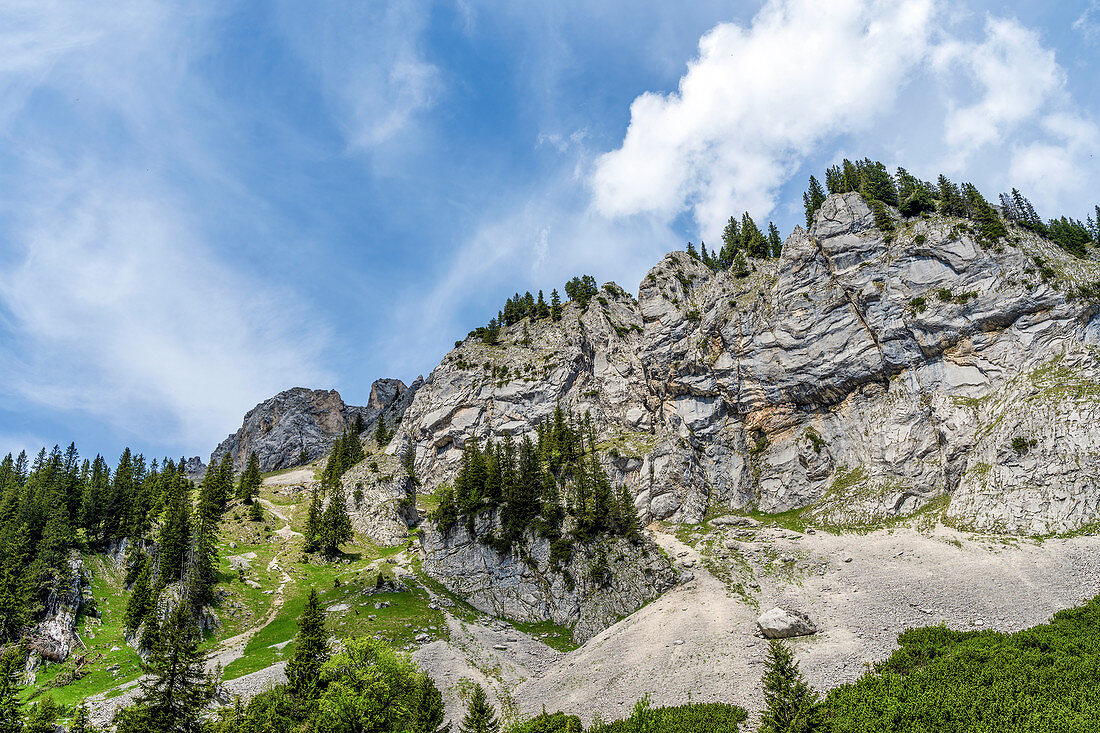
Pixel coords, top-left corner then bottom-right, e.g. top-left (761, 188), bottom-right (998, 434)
top-left (353, 413), bottom-right (366, 435)
top-left (124, 557), bottom-right (153, 634)
top-left (156, 469), bottom-right (192, 584)
top-left (550, 289), bottom-right (562, 321)
top-left (536, 290), bottom-right (549, 319)
top-left (767, 222), bottom-right (782, 258)
top-left (802, 175), bottom-right (826, 228)
top-left (248, 501), bottom-right (263, 522)
top-left (758, 640), bottom-right (821, 733)
top-left (720, 216), bottom-right (740, 268)
top-left (319, 482), bottom-right (353, 555)
top-left (459, 684), bottom-right (499, 733)
top-left (732, 250), bottom-right (749, 278)
top-left (115, 604), bottom-right (214, 733)
top-left (410, 673), bottom-right (449, 733)
top-left (237, 452), bottom-right (261, 505)
top-left (742, 213), bottom-right (768, 259)
top-left (375, 416), bottom-right (390, 448)
top-left (70, 701), bottom-right (94, 733)
top-left (304, 488), bottom-right (323, 553)
top-left (0, 644), bottom-right (23, 733)
top-left (686, 241), bottom-right (698, 258)
top-left (23, 696), bottom-right (61, 733)
top-left (286, 588), bottom-right (328, 698)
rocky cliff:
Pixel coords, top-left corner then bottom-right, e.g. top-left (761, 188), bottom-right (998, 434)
top-left (396, 193), bottom-right (1100, 535)
top-left (420, 514), bottom-right (677, 643)
top-left (212, 378), bottom-right (421, 472)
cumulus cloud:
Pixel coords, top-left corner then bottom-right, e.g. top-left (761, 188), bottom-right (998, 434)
top-left (591, 0), bottom-right (937, 235)
top-left (934, 16), bottom-right (1100, 211)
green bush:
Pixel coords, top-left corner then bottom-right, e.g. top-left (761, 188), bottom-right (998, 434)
top-left (823, 596), bottom-right (1100, 732)
top-left (589, 701), bottom-right (747, 733)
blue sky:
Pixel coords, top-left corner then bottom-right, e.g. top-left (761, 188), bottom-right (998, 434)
top-left (1, 0), bottom-right (1098, 464)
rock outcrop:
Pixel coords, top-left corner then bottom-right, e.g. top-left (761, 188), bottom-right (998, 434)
top-left (395, 193), bottom-right (1100, 535)
top-left (420, 514), bottom-right (677, 643)
top-left (211, 378), bottom-right (421, 473)
top-left (27, 551), bottom-right (87, 664)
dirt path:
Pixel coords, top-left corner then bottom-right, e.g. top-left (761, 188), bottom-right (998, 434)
top-left (88, 502), bottom-right (301, 726)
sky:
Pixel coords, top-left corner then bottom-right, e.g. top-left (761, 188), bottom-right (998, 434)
top-left (1, 0), bottom-right (1098, 464)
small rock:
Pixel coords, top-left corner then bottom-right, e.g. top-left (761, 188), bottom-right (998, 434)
top-left (843, 557), bottom-right (853, 563)
top-left (493, 644), bottom-right (508, 651)
top-left (673, 639), bottom-right (684, 646)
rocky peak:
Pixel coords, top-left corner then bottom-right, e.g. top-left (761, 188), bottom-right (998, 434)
top-left (211, 378), bottom-right (421, 473)
top-left (397, 192), bottom-right (1100, 535)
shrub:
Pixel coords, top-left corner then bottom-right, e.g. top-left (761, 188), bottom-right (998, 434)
top-left (908, 297), bottom-right (927, 313)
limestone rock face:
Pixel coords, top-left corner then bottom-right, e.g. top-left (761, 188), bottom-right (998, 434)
top-left (420, 514), bottom-right (677, 643)
top-left (211, 378), bottom-right (421, 473)
top-left (27, 551), bottom-right (87, 663)
top-left (395, 193), bottom-right (1100, 535)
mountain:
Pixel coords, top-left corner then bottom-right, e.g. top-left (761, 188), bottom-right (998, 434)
top-left (395, 192), bottom-right (1100, 536)
top-left (210, 378), bottom-right (421, 472)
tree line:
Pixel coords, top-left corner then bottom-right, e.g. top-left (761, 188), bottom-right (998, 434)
top-left (431, 407), bottom-right (641, 562)
top-left (686, 212), bottom-right (783, 279)
top-left (468, 275), bottom-right (604, 347)
top-left (802, 157), bottom-right (1099, 257)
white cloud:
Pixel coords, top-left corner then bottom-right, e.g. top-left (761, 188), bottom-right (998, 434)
top-left (935, 17), bottom-right (1063, 160)
top-left (591, 0), bottom-right (937, 236)
top-left (275, 1), bottom-right (443, 151)
top-left (1075, 2), bottom-right (1100, 44)
top-left (0, 167), bottom-right (331, 452)
top-left (933, 16), bottom-right (1100, 211)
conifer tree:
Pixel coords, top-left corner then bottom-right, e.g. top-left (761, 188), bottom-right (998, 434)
top-left (550, 290), bottom-right (562, 321)
top-left (304, 488), bottom-right (323, 553)
top-left (802, 175), bottom-right (826, 228)
top-left (70, 701), bottom-right (95, 733)
top-left (459, 684), bottom-right (499, 733)
top-left (319, 482), bottom-right (353, 555)
top-left (353, 413), bottom-right (366, 435)
top-left (741, 213), bottom-right (768, 259)
top-left (124, 557), bottom-right (153, 634)
top-left (23, 696), bottom-right (61, 733)
top-left (156, 469), bottom-right (192, 584)
top-left (0, 525), bottom-right (31, 643)
top-left (686, 241), bottom-right (698, 258)
top-left (732, 250), bottom-right (749, 278)
top-left (410, 673), bottom-right (449, 733)
top-left (115, 604), bottom-right (214, 733)
top-left (237, 452), bottom-right (261, 505)
top-left (758, 640), bottom-right (821, 733)
top-left (720, 216), bottom-right (740, 268)
top-left (375, 416), bottom-right (390, 448)
top-left (767, 222), bottom-right (782, 258)
top-left (0, 644), bottom-right (24, 733)
top-left (536, 290), bottom-right (549, 319)
top-left (248, 501), bottom-right (263, 522)
top-left (287, 588), bottom-right (328, 698)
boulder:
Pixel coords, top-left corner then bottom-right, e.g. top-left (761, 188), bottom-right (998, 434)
top-left (757, 607), bottom-right (817, 639)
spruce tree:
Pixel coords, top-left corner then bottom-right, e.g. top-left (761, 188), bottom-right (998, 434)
top-left (732, 251), bottom-right (749, 278)
top-left (124, 557), bottom-right (153, 634)
top-left (720, 216), bottom-right (740, 268)
top-left (156, 469), bottom-right (191, 584)
top-left (115, 604), bottom-right (214, 733)
top-left (686, 241), bottom-right (698, 258)
top-left (550, 290), bottom-right (562, 321)
top-left (238, 452), bottom-right (261, 505)
top-left (304, 487), bottom-right (323, 553)
top-left (248, 501), bottom-right (263, 522)
top-left (410, 673), bottom-right (449, 733)
top-left (319, 482), bottom-right (353, 555)
top-left (459, 684), bottom-right (499, 733)
top-left (0, 645), bottom-right (23, 733)
top-left (287, 588), bottom-right (328, 698)
top-left (802, 175), bottom-right (826, 228)
top-left (23, 697), bottom-right (61, 733)
top-left (767, 222), bottom-right (782, 258)
top-left (70, 701), bottom-right (94, 733)
top-left (758, 640), bottom-right (821, 733)
top-left (375, 416), bottom-right (390, 448)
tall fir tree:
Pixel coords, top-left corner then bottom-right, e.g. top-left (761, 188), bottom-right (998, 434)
top-left (459, 684), bottom-right (499, 733)
top-left (318, 482), bottom-right (353, 556)
top-left (237, 452), bottom-right (261, 505)
top-left (0, 644), bottom-right (23, 733)
top-left (286, 588), bottom-right (328, 698)
top-left (758, 640), bottom-right (821, 733)
top-left (124, 556), bottom-right (153, 634)
top-left (115, 604), bottom-right (214, 733)
top-left (802, 175), bottom-right (826, 228)
top-left (550, 289), bottom-right (562, 321)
